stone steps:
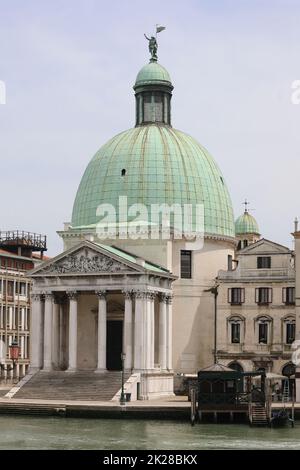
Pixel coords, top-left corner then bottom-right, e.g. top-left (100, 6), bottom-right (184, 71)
top-left (14, 370), bottom-right (130, 401)
top-left (251, 404), bottom-right (268, 426)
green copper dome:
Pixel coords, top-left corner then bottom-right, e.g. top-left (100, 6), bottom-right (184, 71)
top-left (71, 124), bottom-right (235, 238)
top-left (135, 62), bottom-right (172, 87)
top-left (235, 211), bottom-right (260, 235)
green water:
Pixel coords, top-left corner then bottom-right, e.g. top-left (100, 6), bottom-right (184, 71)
top-left (0, 416), bottom-right (300, 449)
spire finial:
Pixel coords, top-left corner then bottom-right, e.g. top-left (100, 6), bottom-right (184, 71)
top-left (144, 26), bottom-right (166, 63)
top-left (243, 199), bottom-right (250, 213)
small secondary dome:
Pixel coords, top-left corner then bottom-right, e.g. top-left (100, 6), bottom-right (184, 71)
top-left (235, 211), bottom-right (260, 236)
top-left (134, 62), bottom-right (172, 88)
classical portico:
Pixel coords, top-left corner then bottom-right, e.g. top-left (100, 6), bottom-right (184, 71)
top-left (29, 240), bottom-right (175, 399)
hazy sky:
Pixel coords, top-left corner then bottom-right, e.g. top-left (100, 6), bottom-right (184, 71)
top-left (1, 0), bottom-right (300, 255)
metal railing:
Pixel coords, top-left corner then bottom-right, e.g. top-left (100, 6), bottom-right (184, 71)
top-left (0, 231), bottom-right (47, 250)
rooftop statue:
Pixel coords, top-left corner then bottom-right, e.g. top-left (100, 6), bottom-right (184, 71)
top-left (144, 34), bottom-right (158, 62)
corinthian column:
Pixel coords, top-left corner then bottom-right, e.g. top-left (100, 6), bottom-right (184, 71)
top-left (123, 290), bottom-right (133, 370)
top-left (67, 291), bottom-right (78, 371)
top-left (30, 293), bottom-right (43, 369)
top-left (96, 291), bottom-right (107, 371)
top-left (166, 295), bottom-right (173, 371)
top-left (133, 291), bottom-right (147, 370)
top-left (159, 294), bottom-right (168, 370)
top-left (43, 292), bottom-right (53, 371)
top-left (52, 297), bottom-right (60, 368)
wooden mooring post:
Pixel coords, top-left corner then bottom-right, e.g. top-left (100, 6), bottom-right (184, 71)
top-left (190, 387), bottom-right (197, 426)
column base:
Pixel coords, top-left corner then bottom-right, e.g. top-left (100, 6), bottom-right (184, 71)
top-left (94, 368), bottom-right (107, 373)
top-left (66, 367), bottom-right (77, 373)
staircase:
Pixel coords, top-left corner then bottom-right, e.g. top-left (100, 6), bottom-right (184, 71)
top-left (250, 403), bottom-right (269, 426)
top-left (12, 370), bottom-right (130, 401)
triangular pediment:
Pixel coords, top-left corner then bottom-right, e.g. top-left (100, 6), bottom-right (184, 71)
top-left (30, 241), bottom-right (145, 276)
top-left (240, 238), bottom-right (292, 255)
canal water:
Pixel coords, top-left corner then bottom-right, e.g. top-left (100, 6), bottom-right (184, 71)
top-left (0, 416), bottom-right (300, 449)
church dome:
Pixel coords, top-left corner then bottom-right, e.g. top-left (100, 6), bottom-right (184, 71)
top-left (235, 211), bottom-right (260, 236)
top-left (71, 124), bottom-right (234, 237)
top-left (71, 53), bottom-right (235, 239)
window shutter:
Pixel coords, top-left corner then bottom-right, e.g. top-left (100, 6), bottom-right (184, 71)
top-left (228, 288), bottom-right (232, 304)
top-left (255, 288), bottom-right (259, 303)
top-left (241, 288), bottom-right (245, 303)
top-left (282, 287), bottom-right (286, 304)
top-left (268, 288), bottom-right (272, 303)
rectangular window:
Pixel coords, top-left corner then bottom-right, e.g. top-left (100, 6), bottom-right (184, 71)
top-left (282, 287), bottom-right (295, 305)
top-left (17, 282), bottom-right (26, 295)
top-left (180, 250), bottom-right (192, 279)
top-left (259, 323), bottom-right (268, 344)
top-left (7, 281), bottom-right (14, 296)
top-left (231, 323), bottom-right (240, 343)
top-left (257, 256), bottom-right (271, 269)
top-left (255, 287), bottom-right (272, 304)
top-left (286, 323), bottom-right (295, 344)
top-left (228, 288), bottom-right (245, 305)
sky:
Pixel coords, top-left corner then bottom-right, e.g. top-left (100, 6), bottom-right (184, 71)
top-left (1, 0), bottom-right (300, 255)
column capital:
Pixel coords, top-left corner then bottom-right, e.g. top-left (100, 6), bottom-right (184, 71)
top-left (122, 289), bottom-right (133, 300)
top-left (159, 293), bottom-right (169, 304)
top-left (166, 294), bottom-right (173, 305)
top-left (43, 291), bottom-right (54, 302)
top-left (96, 290), bottom-right (107, 299)
top-left (31, 293), bottom-right (42, 302)
top-left (67, 290), bottom-right (78, 301)
top-left (132, 289), bottom-right (148, 299)
top-left (146, 291), bottom-right (156, 300)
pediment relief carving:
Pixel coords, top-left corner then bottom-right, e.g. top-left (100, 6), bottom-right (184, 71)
top-left (39, 248), bottom-right (135, 275)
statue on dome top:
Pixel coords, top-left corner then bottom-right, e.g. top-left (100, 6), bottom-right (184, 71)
top-left (144, 34), bottom-right (158, 62)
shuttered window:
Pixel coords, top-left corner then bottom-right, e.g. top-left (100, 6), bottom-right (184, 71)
top-left (228, 288), bottom-right (245, 304)
top-left (255, 287), bottom-right (272, 304)
top-left (282, 287), bottom-right (295, 305)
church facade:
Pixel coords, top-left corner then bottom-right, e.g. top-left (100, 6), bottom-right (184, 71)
top-left (26, 41), bottom-right (298, 400)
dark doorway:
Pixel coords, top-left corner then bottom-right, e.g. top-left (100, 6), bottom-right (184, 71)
top-left (106, 321), bottom-right (123, 370)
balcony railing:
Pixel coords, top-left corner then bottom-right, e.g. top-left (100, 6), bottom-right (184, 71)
top-left (0, 231), bottom-right (47, 251)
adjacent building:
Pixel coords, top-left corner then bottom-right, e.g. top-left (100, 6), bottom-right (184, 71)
top-left (217, 211), bottom-right (295, 382)
top-left (0, 231), bottom-right (47, 380)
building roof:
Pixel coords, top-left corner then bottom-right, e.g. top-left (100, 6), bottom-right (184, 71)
top-left (96, 243), bottom-right (169, 273)
top-left (235, 211), bottom-right (260, 236)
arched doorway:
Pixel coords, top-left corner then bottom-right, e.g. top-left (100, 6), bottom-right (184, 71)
top-left (228, 362), bottom-right (244, 392)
